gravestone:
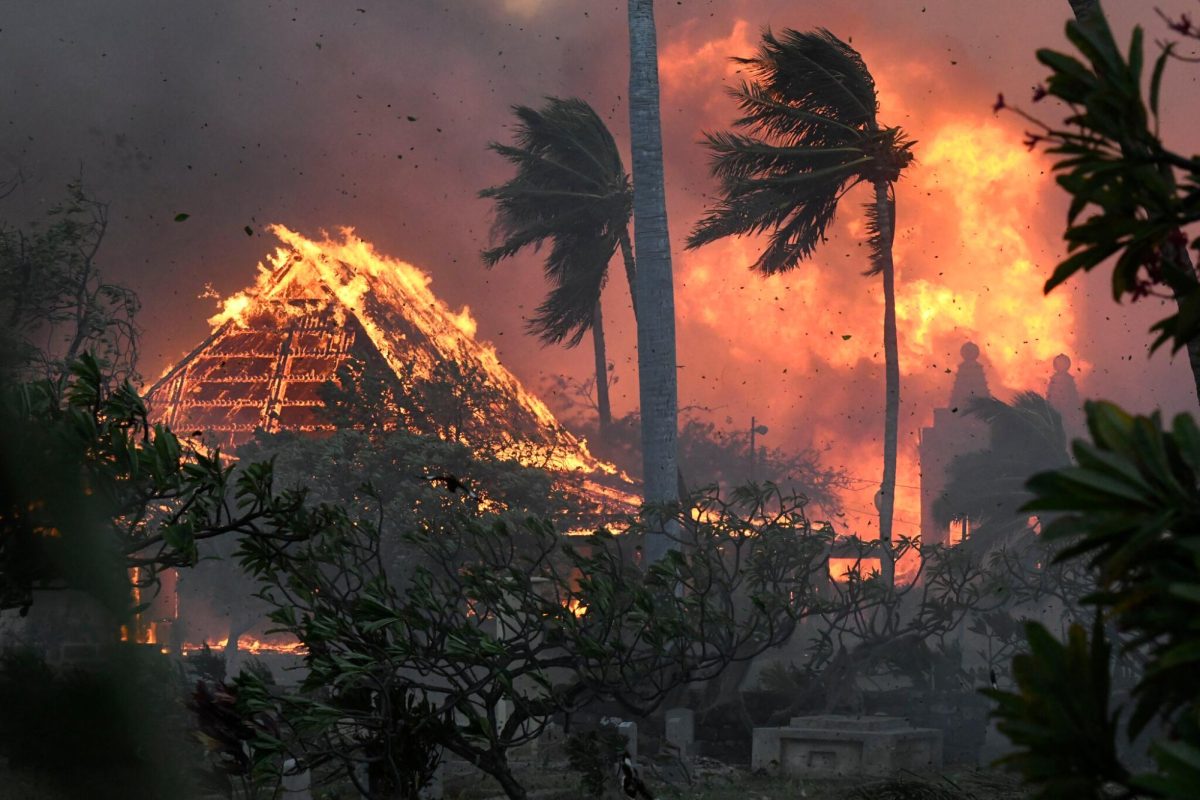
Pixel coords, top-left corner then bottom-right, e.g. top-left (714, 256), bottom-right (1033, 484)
top-left (618, 720), bottom-right (638, 763)
top-left (280, 759), bottom-right (312, 800)
top-left (664, 708), bottom-right (695, 758)
top-left (752, 714), bottom-right (941, 777)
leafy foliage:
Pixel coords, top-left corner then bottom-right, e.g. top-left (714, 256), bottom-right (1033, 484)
top-left (935, 392), bottom-right (1071, 546)
top-left (566, 727), bottom-right (628, 799)
top-left (0, 180), bottom-right (139, 384)
top-left (0, 355), bottom-right (303, 615)
top-left (1010, 14), bottom-right (1200, 351)
top-left (792, 535), bottom-right (997, 716)
top-left (187, 676), bottom-right (285, 799)
top-left (986, 617), bottom-right (1128, 800)
top-left (232, 483), bottom-right (830, 798)
top-left (987, 401), bottom-right (1200, 798)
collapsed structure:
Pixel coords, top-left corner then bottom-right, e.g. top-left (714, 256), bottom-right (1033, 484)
top-left (147, 224), bottom-right (637, 522)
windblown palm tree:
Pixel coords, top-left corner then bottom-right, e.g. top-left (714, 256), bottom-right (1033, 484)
top-left (935, 392), bottom-right (1070, 552)
top-left (480, 97), bottom-right (637, 434)
top-left (687, 28), bottom-right (914, 583)
top-left (628, 0), bottom-right (682, 559)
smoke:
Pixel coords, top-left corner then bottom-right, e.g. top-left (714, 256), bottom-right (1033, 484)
top-left (1, 0), bottom-right (1193, 536)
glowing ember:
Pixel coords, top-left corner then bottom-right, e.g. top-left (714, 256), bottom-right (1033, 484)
top-left (182, 636), bottom-right (307, 656)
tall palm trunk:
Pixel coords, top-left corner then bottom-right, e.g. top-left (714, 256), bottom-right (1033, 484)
top-left (1066, 0), bottom-right (1200, 407)
top-left (875, 179), bottom-right (899, 587)
top-left (628, 0), bottom-right (680, 560)
top-left (591, 299), bottom-right (613, 434)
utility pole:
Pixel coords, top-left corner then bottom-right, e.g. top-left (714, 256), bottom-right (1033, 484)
top-left (749, 417), bottom-right (768, 481)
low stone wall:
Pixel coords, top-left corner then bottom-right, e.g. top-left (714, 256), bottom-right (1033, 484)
top-left (752, 714), bottom-right (942, 777)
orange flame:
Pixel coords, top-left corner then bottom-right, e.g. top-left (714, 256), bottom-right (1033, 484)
top-left (828, 557), bottom-right (883, 583)
top-left (182, 636), bottom-right (307, 656)
top-left (199, 225), bottom-right (623, 477)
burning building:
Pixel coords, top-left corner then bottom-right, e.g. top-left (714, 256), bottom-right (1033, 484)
top-left (147, 224), bottom-right (637, 512)
top-left (143, 225), bottom-right (639, 659)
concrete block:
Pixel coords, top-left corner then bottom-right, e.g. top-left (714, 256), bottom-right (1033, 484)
top-left (664, 708), bottom-right (695, 757)
top-left (617, 721), bottom-right (638, 763)
top-left (281, 759), bottom-right (312, 800)
top-left (751, 714), bottom-right (942, 777)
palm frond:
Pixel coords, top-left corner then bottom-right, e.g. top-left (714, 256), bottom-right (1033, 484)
top-left (739, 28), bottom-right (878, 132)
top-left (702, 130), bottom-right (868, 181)
top-left (480, 97), bottom-right (631, 347)
top-left (527, 232), bottom-right (615, 346)
top-left (727, 81), bottom-right (861, 146)
top-left (968, 393), bottom-right (1069, 456)
top-left (687, 175), bottom-right (848, 275)
top-left (689, 28), bottom-right (912, 274)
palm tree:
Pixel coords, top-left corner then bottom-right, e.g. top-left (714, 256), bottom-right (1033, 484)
top-left (686, 28), bottom-right (914, 583)
top-left (628, 0), bottom-right (681, 559)
top-left (480, 97), bottom-right (638, 435)
top-left (935, 392), bottom-right (1070, 553)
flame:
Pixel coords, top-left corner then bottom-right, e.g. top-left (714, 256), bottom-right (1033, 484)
top-left (566, 597), bottom-right (588, 617)
top-left (182, 636), bottom-right (307, 656)
top-left (828, 557), bottom-right (882, 583)
top-left (209, 293), bottom-right (252, 329)
top-left (155, 225), bottom-right (637, 501)
top-left (247, 226), bottom-right (615, 473)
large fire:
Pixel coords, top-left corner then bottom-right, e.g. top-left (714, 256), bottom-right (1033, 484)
top-left (661, 21), bottom-right (1082, 547)
top-left (182, 637), bottom-right (306, 657)
top-left (203, 225), bottom-right (614, 473)
top-left (153, 225), bottom-right (639, 517)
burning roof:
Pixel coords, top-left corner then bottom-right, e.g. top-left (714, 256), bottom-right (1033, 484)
top-left (148, 225), bottom-right (635, 514)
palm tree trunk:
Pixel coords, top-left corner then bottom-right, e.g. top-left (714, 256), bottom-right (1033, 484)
top-left (1066, 0), bottom-right (1200, 407)
top-left (875, 179), bottom-right (899, 587)
top-left (591, 299), bottom-right (613, 435)
top-left (628, 0), bottom-right (680, 561)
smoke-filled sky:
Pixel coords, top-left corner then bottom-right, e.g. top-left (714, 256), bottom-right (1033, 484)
top-left (2, 0), bottom-right (1195, 534)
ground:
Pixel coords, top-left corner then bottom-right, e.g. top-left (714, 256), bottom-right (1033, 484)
top-left (0, 757), bottom-right (1029, 799)
top-left (441, 762), bottom-right (1029, 800)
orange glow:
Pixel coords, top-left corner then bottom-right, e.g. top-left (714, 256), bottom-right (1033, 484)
top-left (661, 21), bottom-right (1083, 550)
top-left (828, 558), bottom-right (883, 583)
top-left (182, 636), bottom-right (306, 656)
top-left (566, 597), bottom-right (588, 617)
top-left (151, 225), bottom-right (638, 523)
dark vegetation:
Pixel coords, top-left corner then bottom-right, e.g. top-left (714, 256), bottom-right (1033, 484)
top-left (983, 8), bottom-right (1200, 799)
top-left (2, 4), bottom-right (1200, 800)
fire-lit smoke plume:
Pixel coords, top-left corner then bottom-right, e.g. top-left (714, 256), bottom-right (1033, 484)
top-left (12, 0), bottom-right (1186, 549)
top-left (661, 21), bottom-right (1083, 540)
